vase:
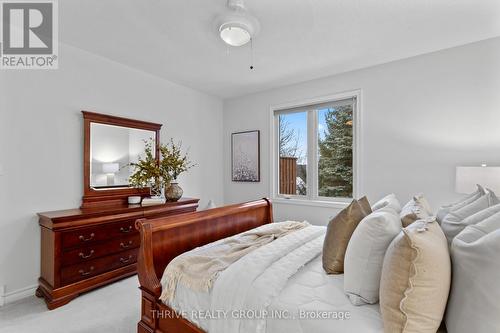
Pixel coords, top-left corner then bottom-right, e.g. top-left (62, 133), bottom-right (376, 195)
top-left (165, 181), bottom-right (183, 202)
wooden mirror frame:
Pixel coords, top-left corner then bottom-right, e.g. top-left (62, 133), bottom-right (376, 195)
top-left (81, 111), bottom-right (162, 209)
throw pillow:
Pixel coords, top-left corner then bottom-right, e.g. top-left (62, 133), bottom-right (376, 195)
top-left (441, 190), bottom-right (499, 243)
top-left (436, 184), bottom-right (485, 223)
top-left (372, 194), bottom-right (402, 214)
top-left (380, 218), bottom-right (451, 333)
top-left (344, 210), bottom-right (402, 305)
top-left (400, 194), bottom-right (433, 227)
top-left (322, 199), bottom-right (371, 274)
top-left (445, 213), bottom-right (500, 333)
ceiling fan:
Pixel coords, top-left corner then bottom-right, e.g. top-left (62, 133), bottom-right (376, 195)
top-left (214, 0), bottom-right (260, 47)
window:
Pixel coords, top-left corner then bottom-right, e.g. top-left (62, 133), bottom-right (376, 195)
top-left (273, 93), bottom-right (358, 202)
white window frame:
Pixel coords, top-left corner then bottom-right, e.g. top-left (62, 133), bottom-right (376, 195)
top-left (270, 90), bottom-right (362, 208)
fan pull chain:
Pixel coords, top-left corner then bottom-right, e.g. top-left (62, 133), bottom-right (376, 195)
top-left (250, 38), bottom-right (254, 70)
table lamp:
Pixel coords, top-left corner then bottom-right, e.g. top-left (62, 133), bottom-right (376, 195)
top-left (102, 162), bottom-right (119, 186)
top-left (456, 165), bottom-right (500, 194)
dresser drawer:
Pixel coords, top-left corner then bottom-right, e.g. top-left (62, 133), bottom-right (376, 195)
top-left (61, 248), bottom-right (137, 285)
top-left (61, 234), bottom-right (140, 266)
top-left (62, 220), bottom-right (138, 248)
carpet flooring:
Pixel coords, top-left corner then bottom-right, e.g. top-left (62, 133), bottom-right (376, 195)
top-left (0, 276), bottom-right (140, 333)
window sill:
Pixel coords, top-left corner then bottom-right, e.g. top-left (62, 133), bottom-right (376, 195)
top-left (271, 197), bottom-right (350, 209)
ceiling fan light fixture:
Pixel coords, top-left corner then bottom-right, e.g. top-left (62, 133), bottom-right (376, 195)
top-left (219, 23), bottom-right (251, 47)
top-left (215, 0), bottom-right (260, 47)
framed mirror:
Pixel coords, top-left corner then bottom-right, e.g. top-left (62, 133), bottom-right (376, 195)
top-left (82, 111), bottom-right (162, 208)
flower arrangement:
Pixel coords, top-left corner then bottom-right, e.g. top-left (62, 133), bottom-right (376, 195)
top-left (160, 139), bottom-right (196, 181)
top-left (128, 139), bottom-right (163, 191)
top-left (128, 138), bottom-right (195, 199)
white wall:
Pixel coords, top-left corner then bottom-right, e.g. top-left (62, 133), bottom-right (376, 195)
top-left (223, 37), bottom-right (500, 225)
top-left (0, 44), bottom-right (224, 298)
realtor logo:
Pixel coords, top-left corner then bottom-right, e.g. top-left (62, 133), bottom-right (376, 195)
top-left (0, 0), bottom-right (58, 69)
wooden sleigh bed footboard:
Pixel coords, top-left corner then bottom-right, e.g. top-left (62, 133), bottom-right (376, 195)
top-left (135, 199), bottom-right (273, 333)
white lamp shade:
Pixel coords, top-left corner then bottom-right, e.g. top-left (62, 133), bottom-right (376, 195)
top-left (102, 163), bottom-right (119, 174)
top-left (456, 166), bottom-right (500, 193)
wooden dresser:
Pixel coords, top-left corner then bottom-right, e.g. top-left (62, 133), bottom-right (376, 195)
top-left (36, 198), bottom-right (199, 309)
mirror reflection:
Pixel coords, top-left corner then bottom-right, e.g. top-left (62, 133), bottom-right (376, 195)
top-left (90, 123), bottom-right (155, 189)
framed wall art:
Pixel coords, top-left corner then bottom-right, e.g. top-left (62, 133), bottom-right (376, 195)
top-left (231, 130), bottom-right (260, 182)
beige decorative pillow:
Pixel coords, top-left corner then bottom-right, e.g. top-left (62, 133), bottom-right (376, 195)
top-left (322, 198), bottom-right (371, 274)
top-left (380, 219), bottom-right (451, 333)
top-left (400, 194), bottom-right (433, 227)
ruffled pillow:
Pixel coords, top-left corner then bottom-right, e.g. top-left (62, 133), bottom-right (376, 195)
top-left (380, 218), bottom-right (451, 333)
top-left (400, 193), bottom-right (433, 227)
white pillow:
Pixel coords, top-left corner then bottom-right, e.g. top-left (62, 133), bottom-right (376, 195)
top-left (371, 194), bottom-right (402, 213)
top-left (448, 202), bottom-right (500, 235)
top-left (441, 190), bottom-right (499, 243)
top-left (436, 184), bottom-right (485, 223)
top-left (400, 193), bottom-right (433, 227)
top-left (445, 212), bottom-right (500, 333)
top-left (344, 210), bottom-right (402, 305)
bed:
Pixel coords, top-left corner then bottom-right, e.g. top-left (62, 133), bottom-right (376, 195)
top-left (135, 199), bottom-right (383, 333)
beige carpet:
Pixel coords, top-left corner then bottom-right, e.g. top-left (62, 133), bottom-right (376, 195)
top-left (0, 276), bottom-right (140, 333)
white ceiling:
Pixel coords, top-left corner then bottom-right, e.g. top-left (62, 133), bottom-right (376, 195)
top-left (60, 0), bottom-right (500, 99)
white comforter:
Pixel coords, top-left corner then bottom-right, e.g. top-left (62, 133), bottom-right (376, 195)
top-left (165, 224), bottom-right (383, 333)
top-left (210, 225), bottom-right (325, 333)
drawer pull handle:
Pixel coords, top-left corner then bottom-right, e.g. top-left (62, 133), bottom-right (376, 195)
top-left (120, 255), bottom-right (133, 264)
top-left (78, 233), bottom-right (95, 242)
top-left (78, 250), bottom-right (94, 259)
top-left (120, 226), bottom-right (133, 233)
top-left (78, 266), bottom-right (94, 276)
top-left (120, 241), bottom-right (133, 249)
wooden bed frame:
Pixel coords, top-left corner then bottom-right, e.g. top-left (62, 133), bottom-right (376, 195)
top-left (135, 199), bottom-right (273, 333)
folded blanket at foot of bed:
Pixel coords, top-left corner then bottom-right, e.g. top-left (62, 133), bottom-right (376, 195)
top-left (160, 221), bottom-right (311, 303)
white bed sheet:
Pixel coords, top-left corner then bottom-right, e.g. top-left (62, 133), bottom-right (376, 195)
top-left (168, 256), bottom-right (383, 333)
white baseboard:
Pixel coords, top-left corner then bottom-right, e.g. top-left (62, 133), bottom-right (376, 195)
top-left (0, 284), bottom-right (37, 306)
